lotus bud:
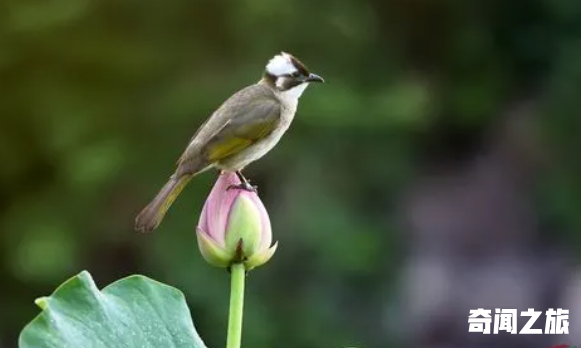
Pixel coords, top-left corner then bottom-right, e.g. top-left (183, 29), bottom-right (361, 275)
top-left (196, 172), bottom-right (277, 271)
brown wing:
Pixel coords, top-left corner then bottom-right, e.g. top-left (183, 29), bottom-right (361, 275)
top-left (176, 85), bottom-right (280, 175)
top-left (204, 99), bottom-right (281, 162)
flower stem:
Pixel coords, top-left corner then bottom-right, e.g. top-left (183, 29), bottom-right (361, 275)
top-left (226, 263), bottom-right (245, 348)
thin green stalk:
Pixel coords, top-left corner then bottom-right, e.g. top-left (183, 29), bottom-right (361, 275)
top-left (226, 263), bottom-right (245, 348)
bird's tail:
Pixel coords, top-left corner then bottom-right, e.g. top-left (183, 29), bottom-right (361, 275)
top-left (135, 174), bottom-right (193, 233)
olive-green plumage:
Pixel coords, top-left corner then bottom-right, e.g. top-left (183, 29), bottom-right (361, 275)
top-left (135, 52), bottom-right (324, 232)
top-left (176, 84), bottom-right (282, 176)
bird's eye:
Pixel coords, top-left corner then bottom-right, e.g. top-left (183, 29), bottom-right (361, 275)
top-left (290, 71), bottom-right (301, 78)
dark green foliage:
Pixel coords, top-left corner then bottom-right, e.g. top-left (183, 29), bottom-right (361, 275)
top-left (1, 0), bottom-right (580, 347)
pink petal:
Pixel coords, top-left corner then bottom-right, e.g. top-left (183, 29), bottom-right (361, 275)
top-left (204, 172), bottom-right (241, 246)
top-left (197, 198), bottom-right (210, 237)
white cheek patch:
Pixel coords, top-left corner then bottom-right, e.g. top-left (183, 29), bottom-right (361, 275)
top-left (275, 77), bottom-right (286, 89)
top-left (266, 52), bottom-right (297, 76)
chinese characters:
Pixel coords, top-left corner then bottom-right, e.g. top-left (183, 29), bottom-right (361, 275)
top-left (468, 308), bottom-right (569, 334)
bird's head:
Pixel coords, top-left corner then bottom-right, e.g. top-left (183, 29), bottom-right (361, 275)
top-left (263, 52), bottom-right (324, 98)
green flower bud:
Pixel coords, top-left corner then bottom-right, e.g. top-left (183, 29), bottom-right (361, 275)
top-left (196, 173), bottom-right (277, 270)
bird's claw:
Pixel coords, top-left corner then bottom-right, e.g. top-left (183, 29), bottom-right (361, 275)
top-left (227, 182), bottom-right (258, 193)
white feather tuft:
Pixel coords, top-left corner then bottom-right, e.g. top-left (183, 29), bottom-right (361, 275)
top-left (266, 52), bottom-right (297, 76)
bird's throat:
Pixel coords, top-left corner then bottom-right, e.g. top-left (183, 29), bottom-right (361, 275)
top-left (278, 83), bottom-right (309, 103)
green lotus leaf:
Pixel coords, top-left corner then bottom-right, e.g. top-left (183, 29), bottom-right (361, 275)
top-left (19, 271), bottom-right (207, 348)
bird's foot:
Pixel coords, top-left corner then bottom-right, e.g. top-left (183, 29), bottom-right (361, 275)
top-left (227, 182), bottom-right (258, 193)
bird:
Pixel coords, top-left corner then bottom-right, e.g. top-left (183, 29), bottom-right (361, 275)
top-left (135, 52), bottom-right (324, 233)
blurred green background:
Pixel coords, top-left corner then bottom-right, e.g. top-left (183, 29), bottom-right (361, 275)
top-left (1, 0), bottom-right (580, 347)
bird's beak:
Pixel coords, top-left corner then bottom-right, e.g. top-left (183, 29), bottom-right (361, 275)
top-left (305, 73), bottom-right (325, 83)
